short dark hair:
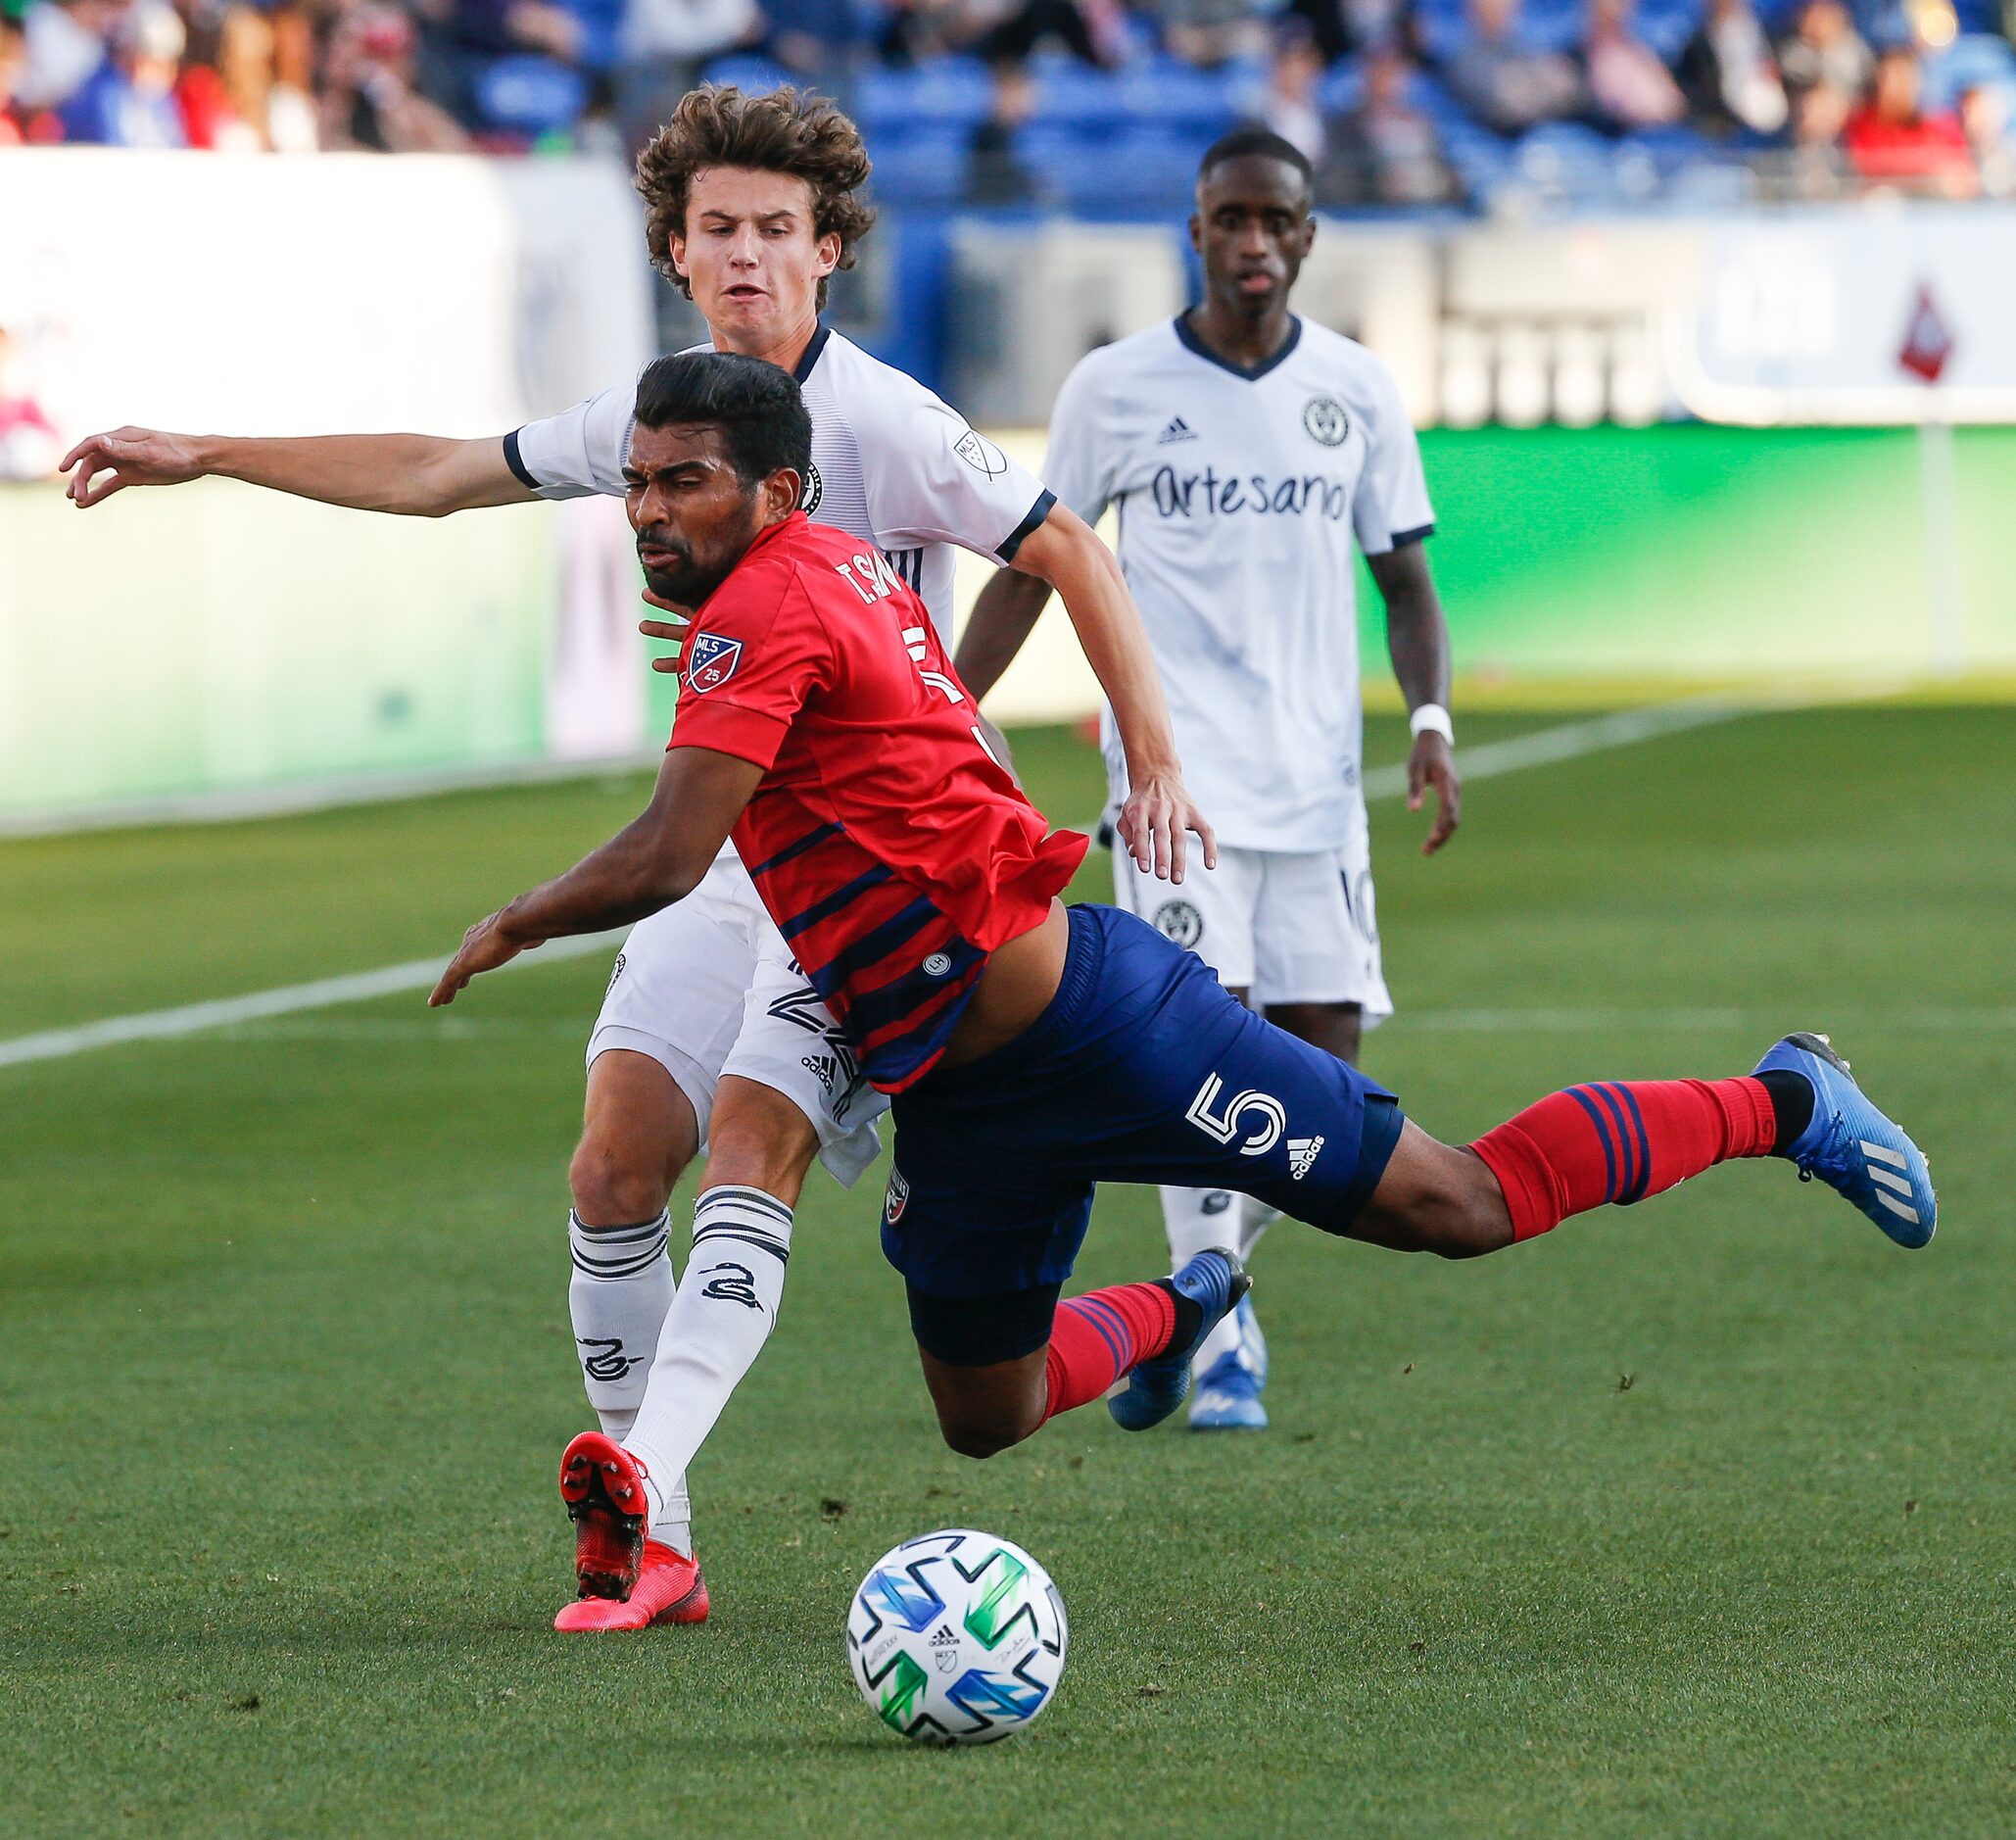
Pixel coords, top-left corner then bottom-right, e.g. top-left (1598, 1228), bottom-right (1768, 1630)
top-left (635, 85), bottom-right (876, 312)
top-left (1197, 127), bottom-right (1316, 191)
top-left (632, 353), bottom-right (813, 490)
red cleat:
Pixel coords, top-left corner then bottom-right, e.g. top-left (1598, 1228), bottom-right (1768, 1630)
top-left (558, 1430), bottom-right (651, 1602)
top-left (553, 1540), bottom-right (709, 1631)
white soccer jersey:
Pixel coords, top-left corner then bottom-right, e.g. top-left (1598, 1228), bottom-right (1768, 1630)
top-left (1043, 315), bottom-right (1434, 853)
top-left (504, 324), bottom-right (1055, 644)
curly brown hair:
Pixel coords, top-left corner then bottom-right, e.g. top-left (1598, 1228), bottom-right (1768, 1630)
top-left (635, 86), bottom-right (876, 313)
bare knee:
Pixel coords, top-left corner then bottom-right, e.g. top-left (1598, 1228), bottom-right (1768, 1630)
top-left (1406, 1151), bottom-right (1512, 1258)
top-left (572, 1049), bottom-right (698, 1224)
top-left (936, 1407), bottom-right (1038, 1461)
top-left (918, 1345), bottom-right (1047, 1461)
top-left (569, 1131), bottom-right (680, 1225)
top-left (702, 1076), bottom-right (821, 1207)
top-left (1358, 1130), bottom-right (1514, 1259)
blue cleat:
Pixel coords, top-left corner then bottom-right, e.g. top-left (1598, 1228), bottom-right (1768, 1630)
top-left (1753, 1032), bottom-right (1936, 1248)
top-left (1189, 1349), bottom-right (1269, 1430)
top-left (1190, 1296), bottom-right (1269, 1429)
top-left (1235, 1293), bottom-right (1268, 1386)
top-left (1108, 1249), bottom-right (1250, 1431)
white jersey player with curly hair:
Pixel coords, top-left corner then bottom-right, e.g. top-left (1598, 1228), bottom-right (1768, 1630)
top-left (60, 83), bottom-right (1210, 1630)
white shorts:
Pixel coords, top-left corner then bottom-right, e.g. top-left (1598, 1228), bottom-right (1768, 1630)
top-left (1112, 838), bottom-right (1392, 1021)
top-left (587, 850), bottom-right (888, 1188)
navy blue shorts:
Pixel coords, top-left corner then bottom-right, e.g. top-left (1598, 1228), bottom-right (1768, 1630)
top-left (885, 903), bottom-right (1405, 1362)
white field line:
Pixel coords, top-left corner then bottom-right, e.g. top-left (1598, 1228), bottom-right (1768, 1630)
top-left (0, 696), bottom-right (1816, 1075)
top-left (0, 751), bottom-right (665, 842)
top-left (0, 931), bottom-right (623, 1071)
top-left (198, 1004), bottom-right (2016, 1045)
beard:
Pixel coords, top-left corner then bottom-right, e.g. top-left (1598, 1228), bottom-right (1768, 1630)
top-left (636, 503), bottom-right (761, 610)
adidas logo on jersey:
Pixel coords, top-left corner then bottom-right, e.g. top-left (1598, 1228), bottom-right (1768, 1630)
top-left (1287, 1136), bottom-right (1325, 1180)
top-left (1157, 415), bottom-right (1198, 445)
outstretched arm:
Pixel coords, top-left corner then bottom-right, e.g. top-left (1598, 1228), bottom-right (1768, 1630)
top-left (61, 428), bottom-right (535, 517)
top-left (429, 747), bottom-right (763, 1005)
top-left (1368, 541), bottom-right (1462, 855)
top-left (978, 505), bottom-right (1215, 883)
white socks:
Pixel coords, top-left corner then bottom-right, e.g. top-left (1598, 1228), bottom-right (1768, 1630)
top-left (621, 1186), bottom-right (792, 1544)
top-left (1237, 1194), bottom-right (1281, 1261)
top-left (1160, 1185), bottom-right (1238, 1265)
top-left (568, 1208), bottom-right (674, 1440)
top-left (568, 1207), bottom-right (691, 1555)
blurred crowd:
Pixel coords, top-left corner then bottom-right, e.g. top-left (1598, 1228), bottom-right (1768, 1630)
top-left (3, 0), bottom-right (2013, 201)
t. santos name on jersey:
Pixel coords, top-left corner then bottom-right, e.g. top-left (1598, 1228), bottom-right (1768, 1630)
top-left (1150, 463), bottom-right (1351, 522)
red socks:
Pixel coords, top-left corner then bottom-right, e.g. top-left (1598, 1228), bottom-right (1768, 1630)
top-left (1471, 1077), bottom-right (1777, 1242)
top-left (1039, 1283), bottom-right (1176, 1424)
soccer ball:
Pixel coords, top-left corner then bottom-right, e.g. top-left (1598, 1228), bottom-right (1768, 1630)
top-left (846, 1528), bottom-right (1069, 1744)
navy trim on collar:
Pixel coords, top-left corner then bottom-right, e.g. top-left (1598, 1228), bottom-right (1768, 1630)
top-left (1173, 312), bottom-right (1303, 382)
top-left (792, 324), bottom-right (834, 383)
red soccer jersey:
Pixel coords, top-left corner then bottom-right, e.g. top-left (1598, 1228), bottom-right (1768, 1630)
top-left (669, 512), bottom-right (1087, 1091)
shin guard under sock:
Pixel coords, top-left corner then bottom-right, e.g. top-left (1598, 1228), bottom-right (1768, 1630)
top-left (1470, 1076), bottom-right (1776, 1242)
top-left (1039, 1283), bottom-right (1178, 1424)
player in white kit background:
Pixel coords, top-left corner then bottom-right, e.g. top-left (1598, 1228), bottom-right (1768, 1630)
top-left (958, 128), bottom-right (1463, 1432)
top-left (60, 85), bottom-right (1212, 1628)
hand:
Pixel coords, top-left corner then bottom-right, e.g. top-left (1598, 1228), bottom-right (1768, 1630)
top-left (61, 427), bottom-right (208, 508)
top-left (1119, 767), bottom-right (1217, 885)
top-left (639, 611), bottom-right (686, 676)
top-left (429, 907), bottom-right (536, 1006)
top-left (1407, 732), bottom-right (1461, 855)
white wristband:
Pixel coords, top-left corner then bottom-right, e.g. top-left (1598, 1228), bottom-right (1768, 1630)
top-left (1408, 702), bottom-right (1454, 745)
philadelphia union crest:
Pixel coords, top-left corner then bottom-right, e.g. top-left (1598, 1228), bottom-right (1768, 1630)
top-left (1153, 898), bottom-right (1204, 949)
top-left (1303, 397), bottom-right (1350, 446)
top-left (800, 460), bottom-right (824, 514)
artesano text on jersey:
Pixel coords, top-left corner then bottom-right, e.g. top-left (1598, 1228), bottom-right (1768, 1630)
top-left (1042, 316), bottom-right (1435, 854)
top-left (668, 512), bottom-right (1086, 1092)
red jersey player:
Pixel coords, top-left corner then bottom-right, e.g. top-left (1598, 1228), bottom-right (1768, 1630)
top-left (433, 353), bottom-right (1935, 1613)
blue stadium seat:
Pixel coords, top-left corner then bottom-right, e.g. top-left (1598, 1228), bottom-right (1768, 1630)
top-left (901, 57), bottom-right (997, 126)
top-left (1116, 57), bottom-right (1242, 135)
top-left (1625, 121), bottom-right (1721, 167)
top-left (1514, 121), bottom-right (1623, 202)
top-left (1028, 56), bottom-right (1126, 132)
top-left (1320, 61), bottom-right (1471, 129)
top-left (474, 55), bottom-right (587, 136)
top-left (867, 133), bottom-right (970, 207)
top-left (1921, 33), bottom-right (2016, 109)
top-left (1023, 124), bottom-right (1201, 211)
top-left (1415, 0), bottom-right (1470, 63)
top-left (1635, 0), bottom-right (1699, 62)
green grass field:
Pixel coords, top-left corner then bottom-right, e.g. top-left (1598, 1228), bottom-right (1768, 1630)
top-left (3, 708), bottom-right (2011, 1838)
